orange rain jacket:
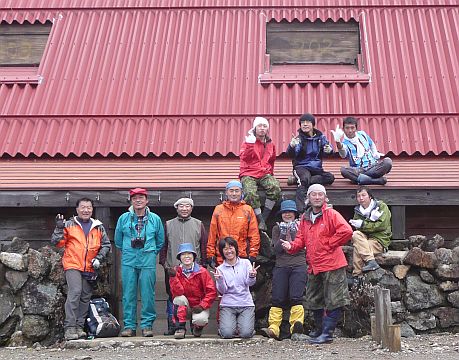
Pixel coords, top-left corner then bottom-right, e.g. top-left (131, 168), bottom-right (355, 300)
top-left (51, 216), bottom-right (111, 272)
top-left (207, 200), bottom-right (260, 265)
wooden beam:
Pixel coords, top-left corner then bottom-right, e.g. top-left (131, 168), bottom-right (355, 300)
top-left (391, 206), bottom-right (406, 240)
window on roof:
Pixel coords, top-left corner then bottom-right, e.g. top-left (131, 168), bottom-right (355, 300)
top-left (0, 21), bottom-right (51, 66)
top-left (267, 19), bottom-right (360, 65)
top-left (0, 21), bottom-right (52, 84)
top-left (259, 18), bottom-right (370, 84)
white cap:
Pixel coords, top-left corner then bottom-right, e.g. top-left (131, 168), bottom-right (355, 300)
top-left (307, 184), bottom-right (327, 196)
top-left (253, 116), bottom-right (269, 129)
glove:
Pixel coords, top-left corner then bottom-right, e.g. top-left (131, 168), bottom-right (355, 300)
top-left (209, 256), bottom-right (217, 269)
top-left (370, 209), bottom-right (384, 222)
top-left (323, 144), bottom-right (333, 154)
top-left (245, 130), bottom-right (256, 144)
top-left (249, 256), bottom-right (257, 265)
top-left (55, 214), bottom-right (65, 229)
top-left (192, 305), bottom-right (204, 314)
top-left (290, 135), bottom-right (300, 147)
top-left (167, 267), bottom-right (177, 277)
top-left (349, 219), bottom-right (363, 229)
top-left (279, 222), bottom-right (288, 236)
top-left (331, 125), bottom-right (344, 143)
top-left (91, 258), bottom-right (101, 270)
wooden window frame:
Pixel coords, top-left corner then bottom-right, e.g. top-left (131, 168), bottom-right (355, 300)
top-left (0, 21), bottom-right (52, 85)
top-left (259, 14), bottom-right (371, 85)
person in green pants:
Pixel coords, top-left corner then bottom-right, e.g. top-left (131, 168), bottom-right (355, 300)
top-left (115, 188), bottom-right (165, 337)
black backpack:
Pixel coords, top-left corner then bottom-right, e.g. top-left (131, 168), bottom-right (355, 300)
top-left (86, 298), bottom-right (120, 338)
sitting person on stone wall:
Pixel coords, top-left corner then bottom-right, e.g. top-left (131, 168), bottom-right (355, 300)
top-left (51, 198), bottom-right (111, 341)
top-left (260, 200), bottom-right (307, 340)
top-left (213, 237), bottom-right (259, 339)
top-left (349, 186), bottom-right (392, 276)
top-left (331, 116), bottom-right (392, 185)
top-left (239, 116), bottom-right (282, 231)
top-left (167, 243), bottom-right (216, 339)
top-left (287, 113), bottom-right (334, 213)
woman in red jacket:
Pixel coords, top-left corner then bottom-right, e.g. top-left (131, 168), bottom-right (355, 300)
top-left (168, 243), bottom-right (217, 339)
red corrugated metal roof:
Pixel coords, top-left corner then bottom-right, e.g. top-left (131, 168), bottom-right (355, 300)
top-left (0, 157), bottom-right (458, 190)
top-left (0, 1), bottom-right (458, 158)
top-left (0, 115), bottom-right (458, 157)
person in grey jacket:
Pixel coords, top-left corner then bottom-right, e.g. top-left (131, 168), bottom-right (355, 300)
top-left (260, 200), bottom-right (306, 340)
top-left (159, 197), bottom-right (207, 335)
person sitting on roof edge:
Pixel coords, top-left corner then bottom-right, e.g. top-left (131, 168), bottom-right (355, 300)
top-left (331, 116), bottom-right (392, 185)
top-left (239, 116), bottom-right (281, 231)
top-left (287, 113), bottom-right (335, 213)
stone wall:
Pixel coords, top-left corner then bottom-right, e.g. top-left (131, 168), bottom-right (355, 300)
top-left (343, 234), bottom-right (459, 337)
top-left (0, 237), bottom-right (111, 347)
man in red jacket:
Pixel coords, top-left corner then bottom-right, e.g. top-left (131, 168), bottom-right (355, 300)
top-left (281, 184), bottom-right (352, 344)
top-left (239, 116), bottom-right (281, 231)
top-left (168, 243), bottom-right (217, 339)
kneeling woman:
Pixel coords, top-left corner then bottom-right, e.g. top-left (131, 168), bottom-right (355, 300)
top-left (214, 237), bottom-right (259, 338)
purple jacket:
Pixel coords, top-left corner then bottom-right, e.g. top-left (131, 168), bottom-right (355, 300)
top-left (216, 258), bottom-right (255, 307)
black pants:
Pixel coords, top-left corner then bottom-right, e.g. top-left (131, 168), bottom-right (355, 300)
top-left (271, 265), bottom-right (307, 308)
top-left (294, 167), bottom-right (334, 212)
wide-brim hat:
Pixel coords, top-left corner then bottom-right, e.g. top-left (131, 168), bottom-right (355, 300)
top-left (176, 243), bottom-right (197, 261)
top-left (276, 199), bottom-right (298, 216)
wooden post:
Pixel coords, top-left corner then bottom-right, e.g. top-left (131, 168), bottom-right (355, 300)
top-left (388, 324), bottom-right (401, 352)
top-left (370, 315), bottom-right (377, 341)
top-left (381, 288), bottom-right (393, 348)
top-left (373, 287), bottom-right (383, 344)
top-left (390, 205), bottom-right (406, 240)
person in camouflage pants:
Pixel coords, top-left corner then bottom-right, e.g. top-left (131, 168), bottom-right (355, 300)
top-left (239, 116), bottom-right (281, 231)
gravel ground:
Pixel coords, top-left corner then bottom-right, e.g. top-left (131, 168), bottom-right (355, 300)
top-left (0, 333), bottom-right (458, 360)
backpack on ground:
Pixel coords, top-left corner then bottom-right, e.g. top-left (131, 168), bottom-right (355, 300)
top-left (86, 297), bottom-right (120, 337)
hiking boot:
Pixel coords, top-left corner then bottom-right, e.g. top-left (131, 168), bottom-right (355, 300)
top-left (76, 326), bottom-right (87, 339)
top-left (174, 328), bottom-right (186, 339)
top-left (291, 321), bottom-right (304, 335)
top-left (120, 328), bottom-right (135, 337)
top-left (142, 328), bottom-right (153, 337)
top-left (64, 327), bottom-right (79, 341)
top-left (260, 327), bottom-right (279, 340)
top-left (192, 326), bottom-right (203, 338)
top-left (362, 259), bottom-right (380, 272)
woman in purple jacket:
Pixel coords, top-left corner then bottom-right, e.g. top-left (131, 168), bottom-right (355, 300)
top-left (214, 237), bottom-right (259, 338)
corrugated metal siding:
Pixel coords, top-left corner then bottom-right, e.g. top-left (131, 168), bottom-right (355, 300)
top-left (0, 157), bottom-right (458, 190)
top-left (0, 4), bottom-right (457, 116)
top-left (0, 2), bottom-right (458, 157)
top-left (1, 115), bottom-right (458, 157)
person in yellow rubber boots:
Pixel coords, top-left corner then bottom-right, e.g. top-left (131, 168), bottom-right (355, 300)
top-left (261, 200), bottom-right (306, 340)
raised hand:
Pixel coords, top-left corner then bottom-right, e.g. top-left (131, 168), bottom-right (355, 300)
top-left (331, 125), bottom-right (344, 143)
top-left (249, 262), bottom-right (260, 278)
top-left (290, 133), bottom-right (300, 147)
top-left (212, 267), bottom-right (223, 280)
top-left (55, 214), bottom-right (65, 229)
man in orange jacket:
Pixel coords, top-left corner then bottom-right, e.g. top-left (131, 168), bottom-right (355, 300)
top-left (207, 180), bottom-right (260, 267)
top-left (51, 198), bottom-right (111, 341)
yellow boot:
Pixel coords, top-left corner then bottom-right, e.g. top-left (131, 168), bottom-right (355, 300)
top-left (261, 306), bottom-right (283, 339)
top-left (289, 304), bottom-right (304, 335)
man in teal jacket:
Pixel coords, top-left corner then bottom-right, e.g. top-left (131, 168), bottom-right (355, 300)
top-left (349, 186), bottom-right (392, 276)
top-left (115, 188), bottom-right (165, 337)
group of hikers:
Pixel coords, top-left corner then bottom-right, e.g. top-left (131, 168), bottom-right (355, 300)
top-left (51, 114), bottom-right (393, 344)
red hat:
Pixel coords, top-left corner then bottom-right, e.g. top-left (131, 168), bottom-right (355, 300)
top-left (129, 188), bottom-right (148, 197)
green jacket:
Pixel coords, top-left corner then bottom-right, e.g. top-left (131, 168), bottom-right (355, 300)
top-left (353, 199), bottom-right (392, 249)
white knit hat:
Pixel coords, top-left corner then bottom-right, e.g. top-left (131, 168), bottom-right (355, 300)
top-left (307, 184), bottom-right (327, 196)
top-left (174, 198), bottom-right (194, 208)
top-left (253, 116), bottom-right (269, 129)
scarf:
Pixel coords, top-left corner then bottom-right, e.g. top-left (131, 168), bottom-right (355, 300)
top-left (359, 199), bottom-right (375, 217)
top-left (344, 134), bottom-right (365, 159)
